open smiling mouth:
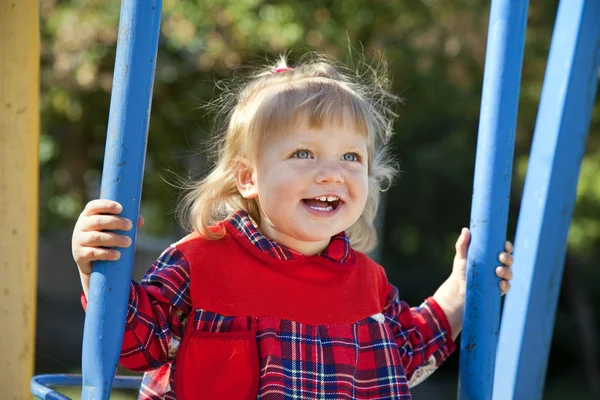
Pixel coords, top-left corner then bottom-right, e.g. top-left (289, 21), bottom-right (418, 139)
top-left (302, 196), bottom-right (342, 212)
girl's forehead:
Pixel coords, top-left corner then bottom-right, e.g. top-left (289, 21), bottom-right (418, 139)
top-left (253, 108), bottom-right (373, 155)
top-left (270, 124), bottom-right (366, 151)
top-left (279, 115), bottom-right (368, 139)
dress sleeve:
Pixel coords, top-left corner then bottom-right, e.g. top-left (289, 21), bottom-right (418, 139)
top-left (382, 284), bottom-right (456, 384)
top-left (81, 245), bottom-right (192, 372)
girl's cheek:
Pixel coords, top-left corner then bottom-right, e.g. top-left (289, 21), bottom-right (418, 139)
top-left (350, 168), bottom-right (369, 182)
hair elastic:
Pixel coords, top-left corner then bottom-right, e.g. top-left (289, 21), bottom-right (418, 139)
top-left (271, 67), bottom-right (294, 74)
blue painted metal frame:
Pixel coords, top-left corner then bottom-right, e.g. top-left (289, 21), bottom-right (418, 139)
top-left (458, 1), bottom-right (529, 399)
top-left (80, 1), bottom-right (162, 398)
top-left (31, 375), bottom-right (142, 400)
top-left (494, 1), bottom-right (600, 398)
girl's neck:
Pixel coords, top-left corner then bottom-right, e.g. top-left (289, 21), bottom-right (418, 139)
top-left (257, 223), bottom-right (331, 256)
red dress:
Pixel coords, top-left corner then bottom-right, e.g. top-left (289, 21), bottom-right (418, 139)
top-left (83, 211), bottom-right (455, 399)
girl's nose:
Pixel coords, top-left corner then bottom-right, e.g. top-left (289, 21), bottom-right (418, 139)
top-left (315, 161), bottom-right (344, 184)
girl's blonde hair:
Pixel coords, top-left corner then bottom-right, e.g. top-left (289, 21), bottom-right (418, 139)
top-left (179, 53), bottom-right (399, 253)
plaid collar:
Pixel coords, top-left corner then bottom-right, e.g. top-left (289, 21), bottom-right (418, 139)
top-left (227, 210), bottom-right (353, 264)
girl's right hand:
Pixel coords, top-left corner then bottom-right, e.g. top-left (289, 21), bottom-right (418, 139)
top-left (72, 200), bottom-right (144, 276)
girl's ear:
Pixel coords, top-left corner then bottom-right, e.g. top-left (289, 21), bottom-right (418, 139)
top-left (235, 158), bottom-right (258, 199)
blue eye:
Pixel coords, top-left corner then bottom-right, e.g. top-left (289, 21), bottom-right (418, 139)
top-left (342, 153), bottom-right (360, 162)
top-left (292, 150), bottom-right (312, 159)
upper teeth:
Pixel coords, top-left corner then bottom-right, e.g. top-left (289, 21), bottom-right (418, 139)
top-left (315, 196), bottom-right (338, 202)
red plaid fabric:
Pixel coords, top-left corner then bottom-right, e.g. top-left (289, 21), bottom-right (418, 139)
top-left (102, 211), bottom-right (455, 399)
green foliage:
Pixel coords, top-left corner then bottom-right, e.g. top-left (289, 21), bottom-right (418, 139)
top-left (39, 0), bottom-right (599, 267)
top-left (40, 5), bottom-right (598, 268)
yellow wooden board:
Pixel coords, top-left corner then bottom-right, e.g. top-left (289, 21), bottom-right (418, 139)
top-left (0, 0), bottom-right (40, 397)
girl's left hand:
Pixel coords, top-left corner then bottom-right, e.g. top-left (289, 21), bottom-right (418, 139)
top-left (453, 228), bottom-right (514, 295)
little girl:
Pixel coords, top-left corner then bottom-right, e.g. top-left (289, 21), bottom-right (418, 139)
top-left (72, 55), bottom-right (513, 400)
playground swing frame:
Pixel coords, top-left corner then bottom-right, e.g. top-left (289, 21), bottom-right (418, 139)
top-left (27, 0), bottom-right (600, 399)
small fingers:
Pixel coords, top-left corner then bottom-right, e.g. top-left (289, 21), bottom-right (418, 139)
top-left (454, 228), bottom-right (470, 258)
top-left (505, 240), bottom-right (514, 254)
top-left (496, 265), bottom-right (513, 281)
top-left (81, 247), bottom-right (121, 263)
top-left (79, 231), bottom-right (132, 248)
top-left (498, 252), bottom-right (513, 266)
top-left (80, 215), bottom-right (133, 232)
top-left (499, 280), bottom-right (511, 295)
top-left (82, 200), bottom-right (123, 216)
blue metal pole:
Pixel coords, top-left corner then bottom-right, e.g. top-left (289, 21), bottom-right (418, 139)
top-left (31, 375), bottom-right (142, 400)
top-left (458, 1), bottom-right (529, 398)
top-left (80, 1), bottom-right (162, 398)
top-left (493, 1), bottom-right (600, 398)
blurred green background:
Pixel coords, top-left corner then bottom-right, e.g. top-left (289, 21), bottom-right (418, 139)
top-left (36, 0), bottom-right (599, 398)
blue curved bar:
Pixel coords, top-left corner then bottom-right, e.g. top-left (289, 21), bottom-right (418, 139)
top-left (458, 0), bottom-right (529, 398)
top-left (80, 1), bottom-right (162, 399)
top-left (31, 374), bottom-right (142, 400)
